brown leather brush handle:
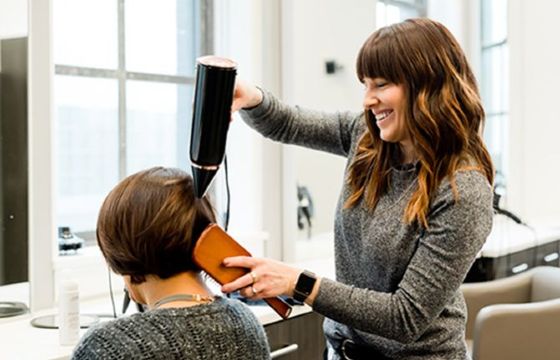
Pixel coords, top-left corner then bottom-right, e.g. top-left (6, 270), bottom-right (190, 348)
top-left (264, 297), bottom-right (292, 319)
top-left (193, 224), bottom-right (293, 320)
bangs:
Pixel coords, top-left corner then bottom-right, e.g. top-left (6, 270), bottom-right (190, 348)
top-left (356, 26), bottom-right (406, 84)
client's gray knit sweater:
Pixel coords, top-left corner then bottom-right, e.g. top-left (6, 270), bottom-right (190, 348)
top-left (241, 91), bottom-right (493, 359)
top-left (71, 297), bottom-right (270, 360)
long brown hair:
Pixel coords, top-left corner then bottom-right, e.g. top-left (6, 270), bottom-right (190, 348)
top-left (96, 167), bottom-right (216, 283)
top-left (347, 18), bottom-right (494, 228)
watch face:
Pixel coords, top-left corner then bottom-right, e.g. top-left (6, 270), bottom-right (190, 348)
top-left (295, 271), bottom-right (317, 301)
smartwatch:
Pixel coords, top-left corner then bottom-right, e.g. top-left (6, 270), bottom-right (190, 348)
top-left (293, 270), bottom-right (317, 302)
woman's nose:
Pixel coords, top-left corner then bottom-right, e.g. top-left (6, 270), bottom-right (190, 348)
top-left (363, 94), bottom-right (379, 109)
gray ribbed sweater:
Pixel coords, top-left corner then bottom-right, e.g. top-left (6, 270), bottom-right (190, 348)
top-left (71, 297), bottom-right (270, 360)
top-left (241, 91), bottom-right (493, 359)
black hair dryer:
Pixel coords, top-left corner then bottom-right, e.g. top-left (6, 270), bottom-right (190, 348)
top-left (190, 56), bottom-right (237, 198)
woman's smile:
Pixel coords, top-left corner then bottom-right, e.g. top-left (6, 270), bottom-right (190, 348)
top-left (374, 109), bottom-right (394, 126)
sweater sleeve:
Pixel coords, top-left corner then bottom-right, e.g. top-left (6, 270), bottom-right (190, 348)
top-left (239, 90), bottom-right (361, 157)
top-left (312, 171), bottom-right (493, 343)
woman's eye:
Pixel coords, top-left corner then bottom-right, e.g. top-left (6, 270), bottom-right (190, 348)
top-left (363, 79), bottom-right (388, 90)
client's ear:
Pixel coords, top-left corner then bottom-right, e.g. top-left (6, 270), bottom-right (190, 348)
top-left (123, 276), bottom-right (145, 305)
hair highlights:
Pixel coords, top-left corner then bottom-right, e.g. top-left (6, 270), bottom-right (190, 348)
top-left (347, 18), bottom-right (494, 228)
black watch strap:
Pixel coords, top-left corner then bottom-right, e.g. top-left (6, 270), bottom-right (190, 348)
top-left (293, 270), bottom-right (317, 302)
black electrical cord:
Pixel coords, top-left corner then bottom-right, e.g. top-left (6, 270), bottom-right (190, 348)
top-left (493, 187), bottom-right (539, 274)
top-left (107, 265), bottom-right (117, 318)
top-left (223, 155), bottom-right (232, 299)
top-left (492, 190), bottom-right (531, 228)
top-left (224, 155), bottom-right (231, 232)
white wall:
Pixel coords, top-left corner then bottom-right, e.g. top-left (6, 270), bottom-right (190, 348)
top-left (213, 0), bottom-right (285, 258)
top-left (213, 0), bottom-right (264, 251)
top-left (281, 0), bottom-right (374, 111)
top-left (508, 0), bottom-right (560, 225)
top-left (0, 0), bottom-right (28, 40)
top-left (281, 0), bottom-right (375, 261)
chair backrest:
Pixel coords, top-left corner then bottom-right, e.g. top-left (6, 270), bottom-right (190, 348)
top-left (461, 270), bottom-right (532, 341)
top-left (469, 266), bottom-right (560, 360)
top-left (530, 266), bottom-right (560, 302)
top-left (473, 298), bottom-right (560, 360)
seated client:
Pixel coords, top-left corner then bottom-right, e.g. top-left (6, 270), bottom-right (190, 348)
top-left (72, 166), bottom-right (270, 360)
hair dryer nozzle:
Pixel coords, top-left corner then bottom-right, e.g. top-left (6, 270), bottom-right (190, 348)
top-left (192, 166), bottom-right (218, 198)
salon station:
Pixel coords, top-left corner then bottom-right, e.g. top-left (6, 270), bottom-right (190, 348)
top-left (1, 0), bottom-right (560, 359)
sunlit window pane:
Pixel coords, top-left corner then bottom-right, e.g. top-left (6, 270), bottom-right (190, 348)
top-left (377, 3), bottom-right (402, 28)
top-left (482, 0), bottom-right (507, 46)
top-left (483, 114), bottom-right (507, 175)
top-left (125, 0), bottom-right (197, 76)
top-left (126, 81), bottom-right (192, 174)
top-left (55, 76), bottom-right (119, 232)
top-left (376, 2), bottom-right (387, 28)
top-left (376, 1), bottom-right (425, 29)
top-left (481, 0), bottom-right (509, 177)
top-left (53, 0), bottom-right (117, 69)
top-left (501, 46), bottom-right (510, 111)
top-left (54, 0), bottom-right (205, 235)
top-left (398, 5), bottom-right (419, 20)
top-left (481, 47), bottom-right (508, 114)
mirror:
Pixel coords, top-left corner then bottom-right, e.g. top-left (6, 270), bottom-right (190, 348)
top-left (0, 0), bottom-right (29, 316)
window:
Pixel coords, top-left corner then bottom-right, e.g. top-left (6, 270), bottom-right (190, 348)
top-left (53, 0), bottom-right (212, 237)
top-left (376, 0), bottom-right (427, 28)
top-left (480, 0), bottom-right (508, 188)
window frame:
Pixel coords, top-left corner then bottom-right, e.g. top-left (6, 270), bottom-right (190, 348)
top-left (54, 0), bottom-right (214, 243)
top-left (480, 0), bottom-right (508, 186)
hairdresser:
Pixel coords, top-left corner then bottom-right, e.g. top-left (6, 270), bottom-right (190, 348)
top-left (222, 18), bottom-right (494, 359)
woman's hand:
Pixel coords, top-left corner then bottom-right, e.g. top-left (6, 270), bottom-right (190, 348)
top-left (220, 256), bottom-right (301, 299)
top-left (231, 79), bottom-right (263, 113)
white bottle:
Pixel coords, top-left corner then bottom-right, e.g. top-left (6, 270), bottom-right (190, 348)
top-left (59, 280), bottom-right (80, 346)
